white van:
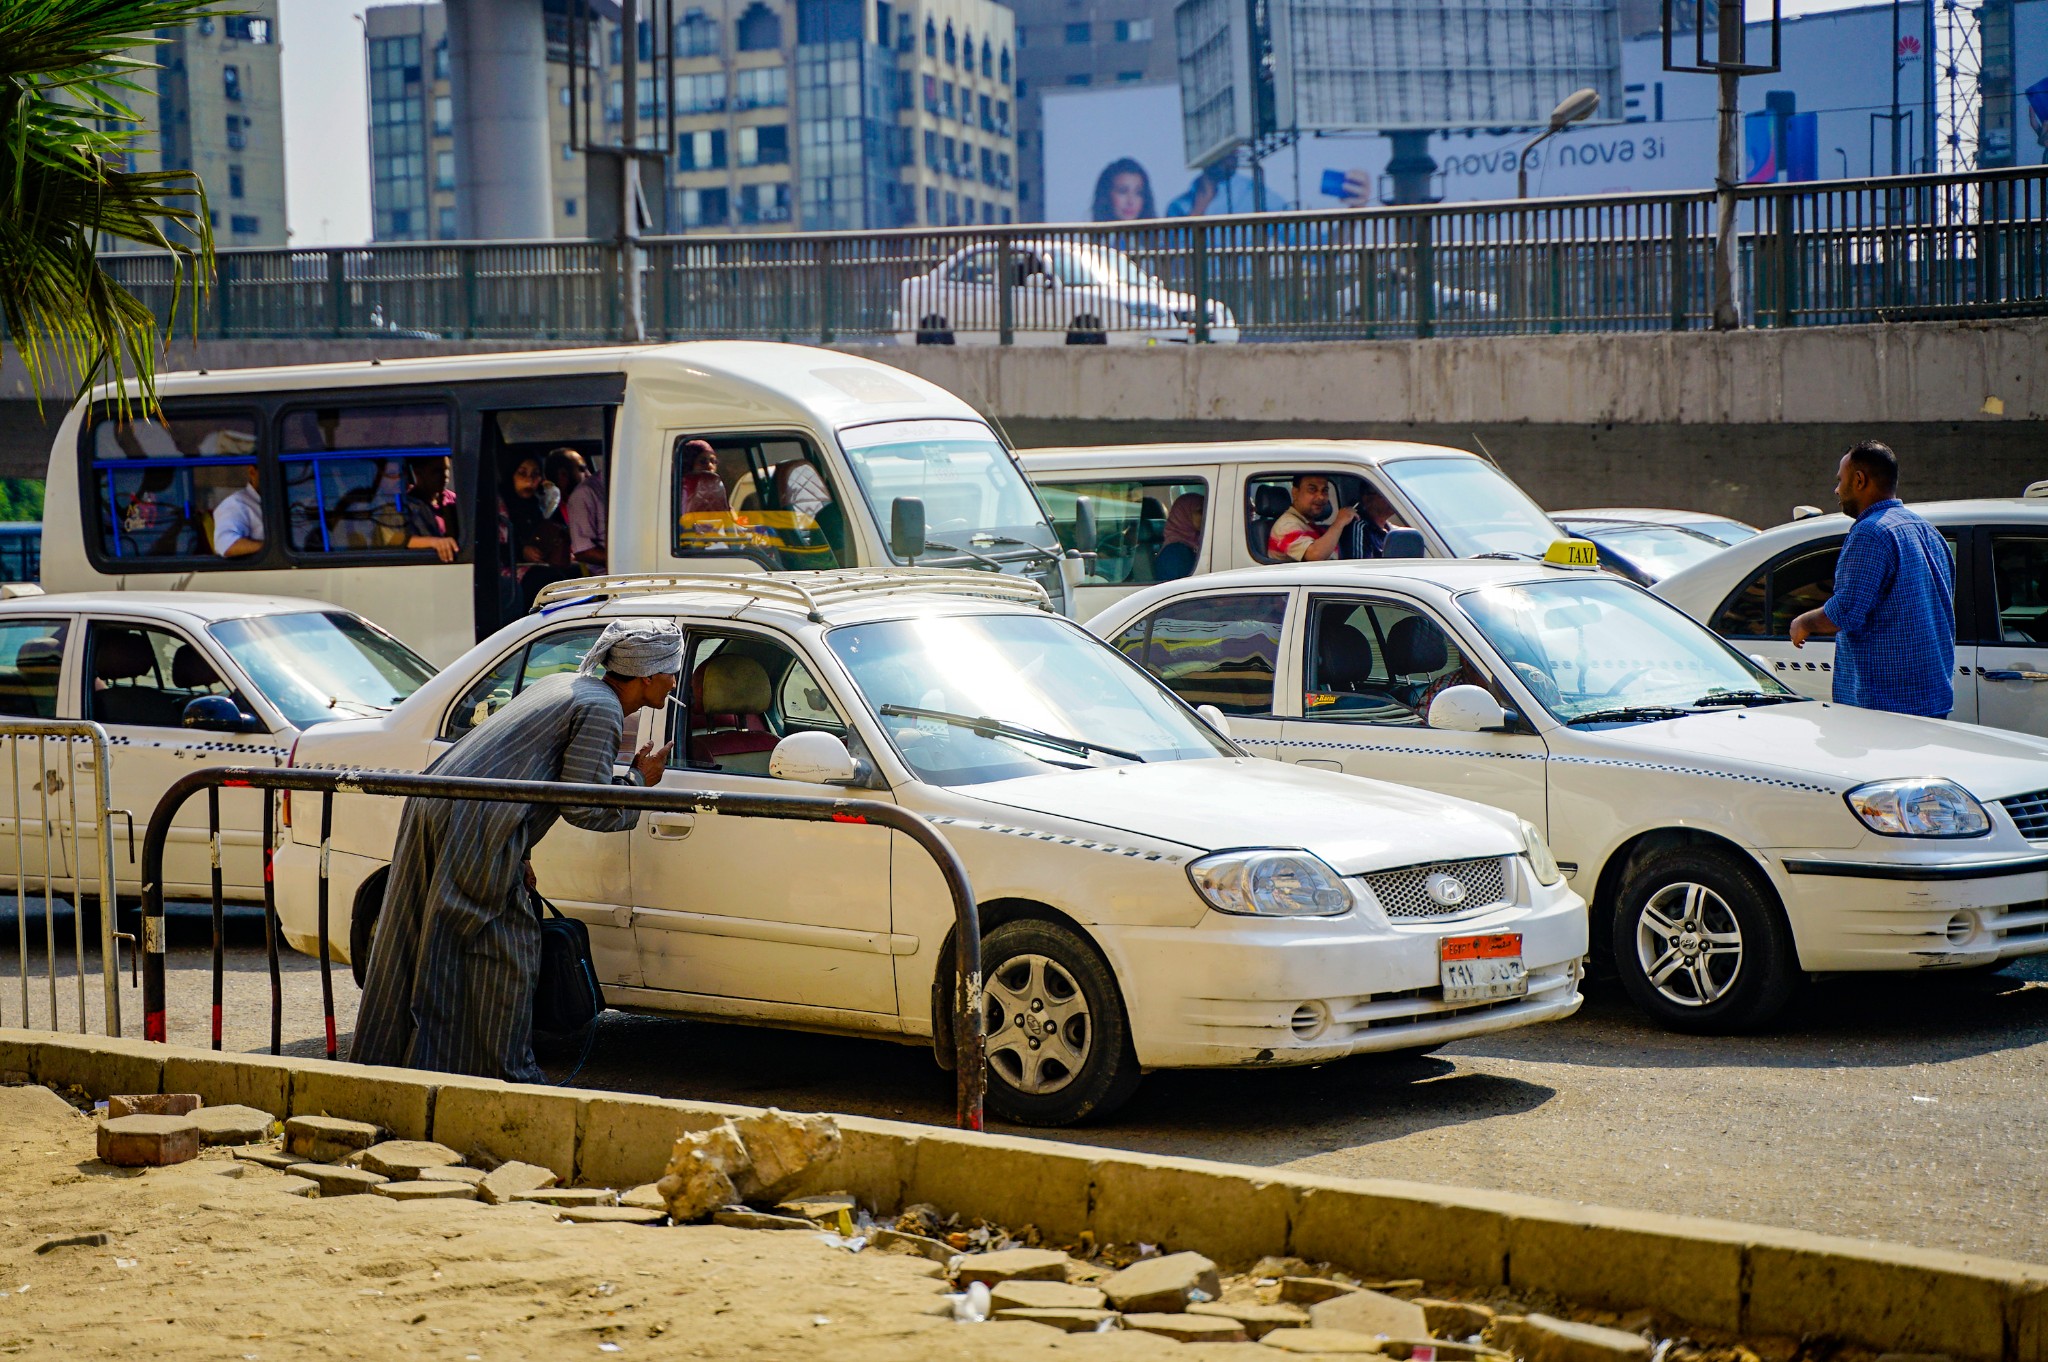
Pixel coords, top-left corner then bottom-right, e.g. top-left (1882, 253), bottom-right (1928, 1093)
top-left (1019, 441), bottom-right (1568, 619)
top-left (43, 343), bottom-right (1074, 663)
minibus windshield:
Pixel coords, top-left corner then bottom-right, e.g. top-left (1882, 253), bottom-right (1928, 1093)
top-left (838, 421), bottom-right (1060, 566)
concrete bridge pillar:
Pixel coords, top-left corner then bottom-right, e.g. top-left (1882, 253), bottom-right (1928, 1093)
top-left (446, 0), bottom-right (554, 240)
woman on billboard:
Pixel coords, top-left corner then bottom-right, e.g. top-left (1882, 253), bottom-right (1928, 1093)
top-left (1091, 158), bottom-right (1157, 221)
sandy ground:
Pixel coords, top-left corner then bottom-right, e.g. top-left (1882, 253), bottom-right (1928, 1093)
top-left (0, 1084), bottom-right (1237, 1361)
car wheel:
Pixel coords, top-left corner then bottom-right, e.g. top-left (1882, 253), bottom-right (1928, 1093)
top-left (1612, 845), bottom-right (1798, 1033)
top-left (980, 918), bottom-right (1140, 1125)
top-left (1065, 313), bottom-right (1107, 345)
top-left (915, 313), bottom-right (955, 345)
top-left (348, 870), bottom-right (388, 989)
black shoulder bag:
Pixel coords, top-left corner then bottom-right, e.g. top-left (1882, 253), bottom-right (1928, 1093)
top-left (530, 891), bottom-right (605, 1081)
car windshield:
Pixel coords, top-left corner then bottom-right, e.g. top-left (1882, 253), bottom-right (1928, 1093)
top-left (1688, 518), bottom-right (1758, 545)
top-left (1382, 457), bottom-right (1562, 559)
top-left (1572, 524), bottom-right (1730, 578)
top-left (839, 420), bottom-right (1061, 565)
top-left (827, 612), bottom-right (1229, 787)
top-left (1047, 246), bottom-right (1152, 287)
top-left (1455, 577), bottom-right (1794, 725)
top-left (209, 612), bottom-right (436, 728)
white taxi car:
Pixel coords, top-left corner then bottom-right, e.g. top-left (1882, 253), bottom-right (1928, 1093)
top-left (272, 570), bottom-right (1585, 1125)
top-left (1090, 557), bottom-right (2048, 1033)
top-left (0, 591), bottom-right (435, 901)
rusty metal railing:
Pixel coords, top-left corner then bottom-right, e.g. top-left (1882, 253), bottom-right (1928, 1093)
top-left (137, 765), bottom-right (989, 1130)
top-left (1, 720), bottom-right (124, 1036)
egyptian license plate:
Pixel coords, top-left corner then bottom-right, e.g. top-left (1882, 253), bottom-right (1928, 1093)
top-left (1439, 933), bottom-right (1526, 1003)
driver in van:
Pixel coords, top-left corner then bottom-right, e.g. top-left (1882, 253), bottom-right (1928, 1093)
top-left (1268, 474), bottom-right (1356, 562)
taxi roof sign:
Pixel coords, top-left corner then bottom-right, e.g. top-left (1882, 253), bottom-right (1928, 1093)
top-left (1543, 539), bottom-right (1600, 569)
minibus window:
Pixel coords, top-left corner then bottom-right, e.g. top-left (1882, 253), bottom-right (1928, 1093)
top-left (671, 434), bottom-right (847, 570)
top-left (278, 403), bottom-right (456, 557)
top-left (86, 413), bottom-right (260, 562)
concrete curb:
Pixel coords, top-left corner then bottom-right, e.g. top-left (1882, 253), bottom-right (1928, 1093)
top-left (6, 1028), bottom-right (2042, 1359)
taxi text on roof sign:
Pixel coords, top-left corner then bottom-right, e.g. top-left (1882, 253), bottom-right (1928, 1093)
top-left (1544, 539), bottom-right (1600, 569)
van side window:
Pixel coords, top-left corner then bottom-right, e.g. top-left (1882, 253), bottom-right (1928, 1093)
top-left (279, 404), bottom-right (456, 556)
top-left (86, 412), bottom-right (260, 562)
top-left (671, 434), bottom-right (846, 571)
top-left (1040, 479), bottom-right (1207, 585)
top-left (1110, 591), bottom-right (1285, 715)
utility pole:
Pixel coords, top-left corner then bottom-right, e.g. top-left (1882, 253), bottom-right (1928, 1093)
top-left (620, 0), bottom-right (646, 341)
top-left (1712, 15), bottom-right (1742, 329)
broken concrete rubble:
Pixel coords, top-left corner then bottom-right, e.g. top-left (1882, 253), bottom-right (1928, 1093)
top-left (1309, 1287), bottom-right (1429, 1338)
top-left (107, 1092), bottom-right (201, 1119)
top-left (282, 1115), bottom-right (382, 1163)
top-left (1185, 1300), bottom-right (1307, 1338)
top-left (952, 1248), bottom-right (1072, 1286)
top-left (285, 1162), bottom-right (388, 1196)
top-left (1122, 1312), bottom-right (1247, 1343)
top-left (1102, 1252), bottom-right (1222, 1314)
top-left (359, 1140), bottom-right (463, 1180)
top-left (98, 1114), bottom-right (201, 1167)
top-left (477, 1160), bottom-right (558, 1205)
top-left (655, 1109), bottom-right (841, 1224)
top-left (989, 1280), bottom-right (1107, 1311)
top-left (1496, 1313), bottom-right (1654, 1362)
top-left (990, 1307), bottom-right (1117, 1333)
top-left (188, 1105), bottom-right (276, 1146)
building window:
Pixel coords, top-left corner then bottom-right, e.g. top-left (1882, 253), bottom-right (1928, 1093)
top-left (923, 129), bottom-right (938, 169)
top-left (875, 1), bottom-right (892, 47)
top-left (924, 18), bottom-right (935, 56)
top-left (228, 163), bottom-right (245, 199)
top-left (438, 205), bottom-right (457, 236)
top-left (674, 72), bottom-right (727, 113)
top-left (433, 37), bottom-right (449, 79)
top-left (737, 124), bottom-right (788, 165)
top-left (224, 16), bottom-right (271, 42)
top-left (924, 187), bottom-right (938, 222)
top-left (564, 197), bottom-right (578, 217)
top-left (1113, 17), bottom-right (1153, 41)
top-left (229, 214), bottom-right (261, 235)
top-left (679, 186), bottom-right (730, 227)
top-left (942, 135), bottom-right (955, 174)
top-left (943, 21), bottom-right (956, 63)
top-left (1000, 47), bottom-right (1010, 83)
top-left (980, 145), bottom-right (993, 183)
top-left (562, 140), bottom-right (575, 160)
top-left (734, 65), bottom-right (787, 108)
top-left (677, 128), bottom-right (726, 170)
top-left (225, 114), bottom-right (247, 149)
top-left (1000, 207), bottom-right (1012, 224)
top-left (677, 8), bottom-right (720, 56)
top-left (736, 3), bottom-right (781, 52)
top-left (1016, 77), bottom-right (1026, 97)
top-left (940, 81), bottom-right (953, 119)
top-left (1064, 22), bottom-right (1090, 43)
top-left (978, 93), bottom-right (991, 131)
top-left (996, 98), bottom-right (1009, 132)
top-left (738, 181), bottom-right (791, 223)
top-left (435, 149), bottom-right (455, 189)
top-left (433, 94), bottom-right (452, 135)
top-left (944, 190), bottom-right (957, 225)
top-left (1116, 70), bottom-right (1143, 81)
top-left (922, 74), bottom-right (937, 113)
top-left (222, 65), bottom-right (242, 101)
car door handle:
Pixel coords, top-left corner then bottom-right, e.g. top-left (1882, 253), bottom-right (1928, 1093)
top-left (1981, 669), bottom-right (2048, 682)
top-left (648, 813), bottom-right (694, 840)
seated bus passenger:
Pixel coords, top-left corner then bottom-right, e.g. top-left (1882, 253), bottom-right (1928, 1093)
top-left (1155, 493), bottom-right (1204, 580)
top-left (403, 457), bottom-right (460, 563)
top-left (212, 466), bottom-right (265, 558)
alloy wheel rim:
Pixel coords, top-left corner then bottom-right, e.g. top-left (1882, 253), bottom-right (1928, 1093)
top-left (1635, 881), bottom-right (1744, 1008)
top-left (984, 952), bottom-right (1091, 1095)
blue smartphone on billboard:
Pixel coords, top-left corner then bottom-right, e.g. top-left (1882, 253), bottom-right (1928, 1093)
top-left (1320, 169), bottom-right (1347, 198)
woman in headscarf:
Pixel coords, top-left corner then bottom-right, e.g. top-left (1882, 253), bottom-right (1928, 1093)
top-left (352, 619), bottom-right (682, 1082)
top-left (497, 454), bottom-right (549, 618)
top-left (1154, 492), bottom-right (1205, 580)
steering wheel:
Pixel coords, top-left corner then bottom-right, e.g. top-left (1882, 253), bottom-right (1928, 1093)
top-left (1597, 665), bottom-right (1655, 698)
top-left (1509, 662), bottom-right (1562, 710)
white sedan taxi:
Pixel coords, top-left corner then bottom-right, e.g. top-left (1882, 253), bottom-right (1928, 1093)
top-left (1089, 557), bottom-right (2048, 1033)
top-left (0, 591), bottom-right (434, 902)
top-left (272, 570), bottom-right (1584, 1125)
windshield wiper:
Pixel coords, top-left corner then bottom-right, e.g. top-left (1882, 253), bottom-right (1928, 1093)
top-left (970, 533), bottom-right (1063, 564)
top-left (879, 704), bottom-right (1146, 764)
top-left (1689, 690), bottom-right (1803, 708)
top-left (921, 537), bottom-right (1004, 569)
top-left (1563, 705), bottom-right (1697, 727)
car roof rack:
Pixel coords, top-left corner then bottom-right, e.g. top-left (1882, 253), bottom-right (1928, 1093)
top-left (531, 568), bottom-right (1053, 622)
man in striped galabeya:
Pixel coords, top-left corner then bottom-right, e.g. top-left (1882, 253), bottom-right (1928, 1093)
top-left (352, 618), bottom-right (680, 1082)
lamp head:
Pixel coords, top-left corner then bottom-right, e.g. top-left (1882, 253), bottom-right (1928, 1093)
top-left (1548, 88), bottom-right (1600, 131)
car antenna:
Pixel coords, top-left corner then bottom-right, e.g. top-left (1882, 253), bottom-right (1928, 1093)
top-left (1469, 434), bottom-right (1503, 470)
top-left (983, 404), bottom-right (1018, 451)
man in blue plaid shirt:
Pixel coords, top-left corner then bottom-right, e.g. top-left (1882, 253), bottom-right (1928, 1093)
top-left (1789, 442), bottom-right (1955, 718)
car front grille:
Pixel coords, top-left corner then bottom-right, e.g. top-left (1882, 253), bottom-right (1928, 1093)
top-left (1360, 856), bottom-right (1510, 922)
top-left (2002, 789), bottom-right (2048, 842)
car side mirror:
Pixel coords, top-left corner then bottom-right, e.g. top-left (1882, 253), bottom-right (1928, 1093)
top-left (1071, 495), bottom-right (1099, 556)
top-left (890, 496), bottom-right (927, 562)
top-left (769, 730), bottom-right (858, 785)
top-left (182, 694), bottom-right (262, 734)
top-left (1427, 684), bottom-right (1508, 734)
top-left (1195, 704), bottom-right (1232, 738)
top-left (1382, 527), bottom-right (1426, 558)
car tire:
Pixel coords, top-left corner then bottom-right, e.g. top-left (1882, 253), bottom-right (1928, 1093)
top-left (1065, 313), bottom-right (1107, 345)
top-left (348, 870), bottom-right (388, 990)
top-left (915, 313), bottom-right (955, 345)
top-left (981, 918), bottom-right (1140, 1126)
top-left (1612, 845), bottom-right (1798, 1034)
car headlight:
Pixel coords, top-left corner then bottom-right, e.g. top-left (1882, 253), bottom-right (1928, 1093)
top-left (1845, 779), bottom-right (1991, 838)
top-left (1187, 849), bottom-right (1352, 917)
top-left (1519, 818), bottom-right (1564, 885)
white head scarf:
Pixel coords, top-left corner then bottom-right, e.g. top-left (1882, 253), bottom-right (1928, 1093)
top-left (578, 618), bottom-right (685, 678)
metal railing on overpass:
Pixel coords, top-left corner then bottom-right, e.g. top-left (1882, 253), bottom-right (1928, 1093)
top-left (99, 167), bottom-right (2047, 345)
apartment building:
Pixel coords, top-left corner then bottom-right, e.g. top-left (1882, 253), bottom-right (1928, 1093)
top-left (368, 0), bottom-right (1014, 239)
top-left (1005, 0), bottom-right (1177, 221)
top-left (113, 3), bottom-right (288, 248)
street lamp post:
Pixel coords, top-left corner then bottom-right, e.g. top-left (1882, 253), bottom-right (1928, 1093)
top-left (1518, 88), bottom-right (1603, 199)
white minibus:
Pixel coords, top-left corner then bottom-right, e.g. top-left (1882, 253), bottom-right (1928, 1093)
top-left (43, 343), bottom-right (1075, 662)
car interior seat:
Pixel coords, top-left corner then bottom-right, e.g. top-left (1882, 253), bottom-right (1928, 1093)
top-left (171, 643), bottom-right (225, 694)
top-left (690, 653), bottom-right (779, 770)
top-left (1248, 484), bottom-right (1293, 563)
top-left (1383, 615), bottom-right (1450, 712)
top-left (92, 630), bottom-right (186, 727)
top-left (0, 637), bottom-right (63, 719)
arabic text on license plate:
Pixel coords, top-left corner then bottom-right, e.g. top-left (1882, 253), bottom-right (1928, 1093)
top-left (1440, 932), bottom-right (1526, 1003)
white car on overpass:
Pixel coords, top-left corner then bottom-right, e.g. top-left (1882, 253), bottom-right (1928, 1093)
top-left (1654, 493), bottom-right (2048, 738)
top-left (1088, 557), bottom-right (2048, 1033)
top-left (895, 241), bottom-right (1239, 346)
top-left (0, 591), bottom-right (434, 902)
top-left (272, 570), bottom-right (1583, 1125)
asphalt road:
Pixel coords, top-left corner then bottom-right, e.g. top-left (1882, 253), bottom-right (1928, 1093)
top-left (9, 899), bottom-right (2046, 1267)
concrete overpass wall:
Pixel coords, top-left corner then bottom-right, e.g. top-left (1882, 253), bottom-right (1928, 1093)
top-left (4, 320), bottom-right (2041, 524)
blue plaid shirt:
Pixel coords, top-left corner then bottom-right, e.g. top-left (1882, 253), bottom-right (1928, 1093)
top-left (1822, 499), bottom-right (1954, 718)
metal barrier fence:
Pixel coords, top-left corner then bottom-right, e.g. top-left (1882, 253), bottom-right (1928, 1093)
top-left (137, 765), bottom-right (990, 1131)
top-left (1, 720), bottom-right (124, 1038)
top-left (96, 167), bottom-right (2048, 345)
